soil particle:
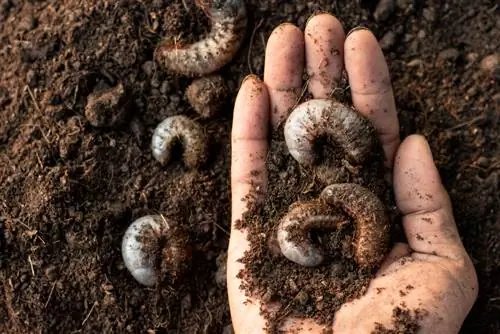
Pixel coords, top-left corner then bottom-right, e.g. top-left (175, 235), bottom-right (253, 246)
top-left (379, 30), bottom-right (397, 51)
top-left (185, 75), bottom-right (229, 118)
top-left (84, 83), bottom-right (129, 127)
top-left (372, 306), bottom-right (429, 334)
top-left (479, 53), bottom-right (499, 77)
top-left (373, 0), bottom-right (395, 23)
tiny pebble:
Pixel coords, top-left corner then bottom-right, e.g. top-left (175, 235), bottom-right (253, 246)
top-left (437, 48), bottom-right (459, 62)
top-left (422, 7), bottom-right (436, 22)
top-left (141, 61), bottom-right (155, 76)
top-left (181, 293), bottom-right (192, 311)
top-left (160, 80), bottom-right (171, 95)
top-left (407, 58), bottom-right (423, 67)
top-left (466, 52), bottom-right (479, 63)
top-left (374, 0), bottom-right (395, 22)
top-left (476, 157), bottom-right (489, 167)
top-left (479, 53), bottom-right (499, 76)
top-left (396, 0), bottom-right (413, 11)
top-left (379, 31), bottom-right (396, 50)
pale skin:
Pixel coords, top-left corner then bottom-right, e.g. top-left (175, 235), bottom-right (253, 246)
top-left (228, 13), bottom-right (479, 333)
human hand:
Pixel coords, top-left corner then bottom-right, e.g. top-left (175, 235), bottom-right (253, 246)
top-left (228, 13), bottom-right (478, 333)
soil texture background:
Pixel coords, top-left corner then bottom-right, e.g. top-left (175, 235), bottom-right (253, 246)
top-left (0, 0), bottom-right (498, 333)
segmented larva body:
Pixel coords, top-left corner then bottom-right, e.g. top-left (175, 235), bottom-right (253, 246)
top-left (121, 215), bottom-right (170, 286)
top-left (154, 0), bottom-right (247, 77)
top-left (284, 99), bottom-right (376, 167)
top-left (122, 215), bottom-right (191, 286)
top-left (151, 115), bottom-right (208, 169)
top-left (277, 184), bottom-right (390, 269)
top-left (321, 183), bottom-right (390, 268)
top-left (277, 200), bottom-right (349, 267)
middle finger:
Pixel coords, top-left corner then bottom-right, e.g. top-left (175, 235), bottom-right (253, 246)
top-left (305, 13), bottom-right (346, 98)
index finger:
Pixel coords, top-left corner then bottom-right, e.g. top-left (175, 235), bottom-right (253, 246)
top-left (344, 28), bottom-right (400, 167)
top-left (230, 75), bottom-right (269, 225)
top-left (228, 75), bottom-right (270, 330)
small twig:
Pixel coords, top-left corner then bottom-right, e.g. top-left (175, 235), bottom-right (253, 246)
top-left (247, 18), bottom-right (264, 74)
top-left (213, 222), bottom-right (230, 236)
top-left (81, 301), bottom-right (97, 326)
top-left (44, 282), bottom-right (56, 308)
top-left (24, 85), bottom-right (41, 113)
top-left (291, 78), bottom-right (311, 110)
top-left (202, 301), bottom-right (213, 333)
top-left (447, 115), bottom-right (486, 131)
top-left (28, 255), bottom-right (35, 276)
top-left (181, 0), bottom-right (191, 12)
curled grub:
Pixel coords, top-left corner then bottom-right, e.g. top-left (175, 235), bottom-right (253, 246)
top-left (154, 0), bottom-right (247, 77)
top-left (320, 183), bottom-right (390, 268)
top-left (284, 99), bottom-right (377, 182)
top-left (151, 115), bottom-right (209, 169)
top-left (121, 215), bottom-right (192, 286)
top-left (185, 75), bottom-right (229, 118)
top-left (277, 199), bottom-right (350, 267)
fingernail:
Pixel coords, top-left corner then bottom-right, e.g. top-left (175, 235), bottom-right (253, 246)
top-left (305, 11), bottom-right (333, 27)
top-left (242, 74), bottom-right (261, 84)
top-left (417, 134), bottom-right (433, 157)
top-left (346, 26), bottom-right (370, 38)
top-left (240, 74), bottom-right (262, 89)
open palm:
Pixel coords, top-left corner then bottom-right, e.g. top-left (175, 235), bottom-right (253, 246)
top-left (228, 14), bottom-right (478, 333)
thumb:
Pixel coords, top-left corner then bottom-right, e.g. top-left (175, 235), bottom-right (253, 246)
top-left (393, 135), bottom-right (465, 259)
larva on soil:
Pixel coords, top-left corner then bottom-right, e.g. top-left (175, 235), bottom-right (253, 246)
top-left (122, 215), bottom-right (191, 286)
top-left (151, 115), bottom-right (209, 169)
top-left (154, 0), bottom-right (247, 77)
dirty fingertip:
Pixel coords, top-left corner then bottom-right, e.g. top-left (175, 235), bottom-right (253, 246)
top-left (264, 22), bottom-right (304, 128)
top-left (305, 13), bottom-right (346, 98)
top-left (346, 25), bottom-right (370, 38)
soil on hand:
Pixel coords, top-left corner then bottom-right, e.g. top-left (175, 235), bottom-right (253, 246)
top-left (236, 125), bottom-right (393, 331)
top-left (0, 0), bottom-right (498, 333)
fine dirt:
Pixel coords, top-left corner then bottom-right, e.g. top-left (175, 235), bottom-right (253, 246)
top-left (0, 0), bottom-right (498, 333)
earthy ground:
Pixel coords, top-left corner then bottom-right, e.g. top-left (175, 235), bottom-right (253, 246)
top-left (0, 0), bottom-right (498, 333)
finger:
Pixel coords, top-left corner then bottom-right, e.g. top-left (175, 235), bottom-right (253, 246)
top-left (376, 242), bottom-right (411, 275)
top-left (304, 13), bottom-right (345, 98)
top-left (228, 75), bottom-right (270, 330)
top-left (393, 135), bottom-right (465, 259)
top-left (264, 23), bottom-right (305, 128)
top-left (344, 28), bottom-right (400, 167)
top-left (231, 75), bottom-right (269, 217)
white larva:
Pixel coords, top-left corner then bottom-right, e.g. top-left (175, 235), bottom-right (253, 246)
top-left (151, 115), bottom-right (208, 169)
top-left (277, 201), bottom-right (349, 267)
top-left (154, 0), bottom-right (247, 77)
top-left (121, 215), bottom-right (167, 286)
top-left (284, 99), bottom-right (376, 167)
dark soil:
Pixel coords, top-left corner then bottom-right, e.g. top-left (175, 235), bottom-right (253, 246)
top-left (0, 0), bottom-right (498, 333)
